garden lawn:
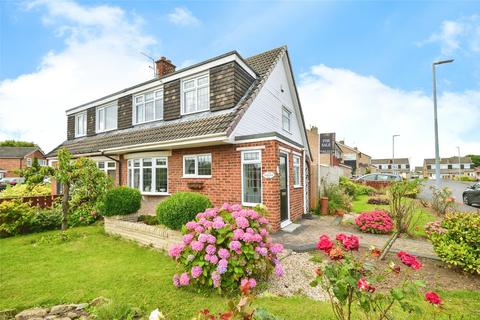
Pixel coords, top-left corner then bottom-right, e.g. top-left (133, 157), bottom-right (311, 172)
top-left (351, 195), bottom-right (437, 238)
top-left (1, 226), bottom-right (478, 320)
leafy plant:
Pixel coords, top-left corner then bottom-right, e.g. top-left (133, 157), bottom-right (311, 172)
top-left (367, 197), bottom-right (390, 205)
top-left (101, 186), bottom-right (141, 217)
top-left (0, 200), bottom-right (34, 237)
top-left (339, 176), bottom-right (375, 199)
top-left (0, 183), bottom-right (51, 198)
top-left (157, 192), bottom-right (211, 230)
top-left (355, 210), bottom-right (393, 234)
top-left (430, 186), bottom-right (456, 215)
top-left (427, 212), bottom-right (480, 274)
top-left (69, 203), bottom-right (99, 226)
top-left (168, 203), bottom-right (284, 291)
top-left (322, 183), bottom-right (352, 214)
top-left (0, 140), bottom-right (37, 147)
top-left (16, 157), bottom-right (54, 185)
top-left (138, 215), bottom-right (158, 225)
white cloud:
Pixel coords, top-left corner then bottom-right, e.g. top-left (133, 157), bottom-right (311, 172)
top-left (167, 7), bottom-right (200, 27)
top-left (419, 15), bottom-right (480, 56)
top-left (298, 65), bottom-right (480, 167)
top-left (0, 0), bottom-right (156, 153)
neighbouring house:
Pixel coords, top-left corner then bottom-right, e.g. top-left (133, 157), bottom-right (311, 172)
top-left (336, 140), bottom-right (373, 176)
top-left (476, 167), bottom-right (480, 180)
top-left (371, 158), bottom-right (411, 178)
top-left (423, 156), bottom-right (475, 179)
top-left (0, 147), bottom-right (47, 178)
top-left (306, 128), bottom-right (351, 209)
top-left (413, 166), bottom-right (424, 178)
top-left (46, 46), bottom-right (312, 231)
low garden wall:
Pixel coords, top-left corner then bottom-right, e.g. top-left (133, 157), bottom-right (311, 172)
top-left (104, 214), bottom-right (182, 250)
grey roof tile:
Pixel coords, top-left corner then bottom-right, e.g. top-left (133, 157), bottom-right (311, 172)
top-left (0, 147), bottom-right (39, 158)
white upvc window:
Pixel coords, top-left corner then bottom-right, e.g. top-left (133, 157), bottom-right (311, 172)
top-left (293, 155), bottom-right (301, 187)
top-left (127, 157), bottom-right (168, 194)
top-left (38, 159), bottom-right (47, 166)
top-left (183, 154), bottom-right (212, 178)
top-left (282, 106), bottom-right (291, 133)
top-left (181, 73), bottom-right (209, 115)
top-left (96, 104), bottom-right (117, 133)
top-left (133, 89), bottom-right (164, 125)
top-left (26, 158), bottom-right (32, 167)
top-left (75, 111), bottom-right (87, 137)
top-left (241, 150), bottom-right (262, 206)
top-left (97, 161), bottom-right (116, 180)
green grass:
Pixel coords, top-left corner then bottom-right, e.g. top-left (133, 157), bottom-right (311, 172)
top-left (351, 195), bottom-right (437, 238)
top-left (1, 226), bottom-right (477, 319)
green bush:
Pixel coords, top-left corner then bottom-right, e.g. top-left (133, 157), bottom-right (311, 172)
top-left (339, 176), bottom-right (375, 199)
top-left (69, 203), bottom-right (99, 227)
top-left (156, 192), bottom-right (211, 230)
top-left (322, 183), bottom-right (352, 214)
top-left (456, 175), bottom-right (477, 182)
top-left (31, 206), bottom-right (62, 232)
top-left (138, 215), bottom-right (158, 225)
top-left (428, 212), bottom-right (480, 274)
top-left (0, 183), bottom-right (51, 198)
top-left (101, 186), bottom-right (141, 217)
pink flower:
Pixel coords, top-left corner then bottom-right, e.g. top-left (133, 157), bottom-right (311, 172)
top-left (182, 234), bottom-right (194, 245)
top-left (213, 217), bottom-right (226, 229)
top-left (206, 244), bottom-right (216, 255)
top-left (206, 234), bottom-right (216, 244)
top-left (218, 248), bottom-right (230, 259)
top-left (179, 272), bottom-right (190, 286)
top-left (248, 210), bottom-right (259, 220)
top-left (232, 204), bottom-right (242, 211)
top-left (316, 235), bottom-right (333, 253)
top-left (211, 271), bottom-right (221, 288)
top-left (258, 217), bottom-right (269, 225)
top-left (194, 226), bottom-right (205, 233)
top-left (259, 228), bottom-right (268, 237)
top-left (191, 265), bottom-right (202, 279)
top-left (249, 278), bottom-right (257, 288)
top-left (209, 255), bottom-right (219, 264)
top-left (270, 243), bottom-right (283, 254)
top-left (255, 247), bottom-right (268, 256)
top-left (221, 203), bottom-right (233, 212)
top-left (168, 243), bottom-right (185, 258)
top-left (191, 240), bottom-right (204, 252)
top-left (341, 234), bottom-right (359, 251)
top-left (425, 291), bottom-right (442, 305)
top-left (229, 240), bottom-right (242, 252)
top-left (357, 277), bottom-right (375, 293)
top-left (186, 221), bottom-right (197, 230)
top-left (172, 274), bottom-right (180, 287)
top-left (246, 228), bottom-right (255, 235)
top-left (217, 259), bottom-right (228, 274)
top-left (198, 233), bottom-right (209, 243)
top-left (397, 251), bottom-right (422, 270)
top-left (233, 229), bottom-right (244, 240)
top-left (275, 263), bottom-right (284, 277)
top-left (235, 216), bottom-right (249, 229)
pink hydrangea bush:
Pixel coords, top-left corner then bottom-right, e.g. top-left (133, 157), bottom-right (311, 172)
top-left (355, 210), bottom-right (393, 234)
top-left (168, 203), bottom-right (284, 291)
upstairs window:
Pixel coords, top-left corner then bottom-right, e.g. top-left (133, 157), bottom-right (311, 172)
top-left (181, 74), bottom-right (209, 115)
top-left (75, 112), bottom-right (87, 137)
top-left (96, 104), bottom-right (117, 132)
top-left (134, 89), bottom-right (163, 124)
top-left (282, 107), bottom-right (291, 132)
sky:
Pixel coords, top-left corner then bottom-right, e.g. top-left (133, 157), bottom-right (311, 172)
top-left (0, 0), bottom-right (479, 167)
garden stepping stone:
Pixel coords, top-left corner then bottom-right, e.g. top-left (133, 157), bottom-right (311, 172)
top-left (15, 308), bottom-right (48, 320)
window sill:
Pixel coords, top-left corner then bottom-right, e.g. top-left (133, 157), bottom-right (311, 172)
top-left (242, 202), bottom-right (262, 207)
top-left (74, 134), bottom-right (87, 138)
top-left (182, 175), bottom-right (212, 179)
top-left (294, 185), bottom-right (302, 189)
top-left (180, 108), bottom-right (210, 116)
top-left (133, 118), bottom-right (163, 126)
top-left (141, 192), bottom-right (170, 196)
top-left (96, 127), bottom-right (117, 134)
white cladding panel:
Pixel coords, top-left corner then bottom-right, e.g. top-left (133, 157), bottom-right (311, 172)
top-left (232, 55), bottom-right (304, 146)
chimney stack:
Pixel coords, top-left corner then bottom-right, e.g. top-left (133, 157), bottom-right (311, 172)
top-left (155, 57), bottom-right (176, 78)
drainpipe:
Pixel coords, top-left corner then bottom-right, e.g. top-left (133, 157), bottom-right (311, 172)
top-left (101, 152), bottom-right (122, 185)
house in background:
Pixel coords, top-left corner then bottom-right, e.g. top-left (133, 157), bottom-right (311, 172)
top-left (413, 166), bottom-right (424, 178)
top-left (336, 141), bottom-right (373, 177)
top-left (371, 158), bottom-right (411, 178)
top-left (423, 156), bottom-right (475, 179)
top-left (0, 147), bottom-right (46, 179)
top-left (47, 46), bottom-right (311, 231)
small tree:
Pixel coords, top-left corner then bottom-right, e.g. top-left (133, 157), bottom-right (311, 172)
top-left (17, 157), bottom-right (54, 185)
top-left (55, 149), bottom-right (76, 230)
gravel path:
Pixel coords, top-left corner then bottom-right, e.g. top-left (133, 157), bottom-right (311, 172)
top-left (263, 250), bottom-right (328, 301)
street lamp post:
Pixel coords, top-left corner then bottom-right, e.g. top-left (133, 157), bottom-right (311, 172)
top-left (392, 134), bottom-right (400, 175)
top-left (432, 59), bottom-right (454, 189)
top-left (457, 146), bottom-right (461, 177)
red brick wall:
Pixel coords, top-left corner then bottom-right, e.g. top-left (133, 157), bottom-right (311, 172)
top-left (0, 150), bottom-right (46, 178)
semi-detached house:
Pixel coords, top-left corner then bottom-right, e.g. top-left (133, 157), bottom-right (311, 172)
top-left (47, 46), bottom-right (312, 231)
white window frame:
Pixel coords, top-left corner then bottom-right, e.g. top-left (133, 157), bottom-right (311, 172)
top-left (293, 155), bottom-right (301, 187)
top-left (182, 154), bottom-right (212, 178)
top-left (96, 104), bottom-right (118, 133)
top-left (26, 158), bottom-right (32, 167)
top-left (241, 150), bottom-right (262, 207)
top-left (181, 73), bottom-right (210, 115)
top-left (127, 157), bottom-right (169, 195)
top-left (133, 88), bottom-right (164, 125)
top-left (282, 106), bottom-right (291, 133)
top-left (75, 111), bottom-right (87, 137)
top-left (38, 159), bottom-right (47, 166)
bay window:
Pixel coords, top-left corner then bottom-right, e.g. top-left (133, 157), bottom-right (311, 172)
top-left (241, 150), bottom-right (262, 205)
top-left (183, 154), bottom-right (212, 177)
top-left (293, 155), bottom-right (301, 187)
top-left (96, 104), bottom-right (117, 132)
top-left (127, 157), bottom-right (168, 193)
top-left (75, 111), bottom-right (87, 137)
top-left (97, 161), bottom-right (116, 180)
top-left (134, 89), bottom-right (163, 124)
top-left (181, 74), bottom-right (209, 114)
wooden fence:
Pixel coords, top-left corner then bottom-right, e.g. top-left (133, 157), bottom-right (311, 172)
top-left (0, 195), bottom-right (62, 208)
top-left (354, 180), bottom-right (391, 190)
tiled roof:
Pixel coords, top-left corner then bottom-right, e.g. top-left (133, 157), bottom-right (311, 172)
top-left (46, 46), bottom-right (286, 157)
top-left (424, 157), bottom-right (473, 164)
top-left (372, 158), bottom-right (409, 165)
top-left (0, 147), bottom-right (38, 158)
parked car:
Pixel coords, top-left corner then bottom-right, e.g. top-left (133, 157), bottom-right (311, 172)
top-left (463, 182), bottom-right (480, 206)
top-left (355, 173), bottom-right (403, 182)
top-left (0, 177), bottom-right (25, 189)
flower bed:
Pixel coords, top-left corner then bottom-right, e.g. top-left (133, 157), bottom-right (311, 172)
top-left (355, 210), bottom-right (393, 234)
top-left (168, 203), bottom-right (284, 291)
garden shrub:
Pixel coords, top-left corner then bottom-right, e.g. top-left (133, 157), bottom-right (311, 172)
top-left (157, 192), bottom-right (212, 230)
top-left (168, 203), bottom-right (284, 291)
top-left (0, 183), bottom-right (51, 198)
top-left (322, 183), bottom-right (352, 214)
top-left (427, 212), bottom-right (480, 274)
top-left (355, 210), bottom-right (393, 234)
top-left (0, 200), bottom-right (34, 237)
top-left (430, 186), bottom-right (456, 215)
top-left (339, 176), bottom-right (375, 199)
top-left (138, 215), bottom-right (158, 225)
top-left (30, 206), bottom-right (62, 232)
top-left (69, 203), bottom-right (99, 226)
top-left (366, 197), bottom-right (390, 205)
top-left (101, 186), bottom-right (141, 217)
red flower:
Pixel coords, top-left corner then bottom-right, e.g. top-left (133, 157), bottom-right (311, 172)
top-left (328, 247), bottom-right (344, 260)
top-left (397, 251), bottom-right (422, 270)
top-left (341, 234), bottom-right (359, 251)
top-left (336, 233), bottom-right (346, 241)
top-left (317, 235), bottom-right (333, 253)
top-left (357, 277), bottom-right (376, 293)
top-left (425, 291), bottom-right (442, 305)
top-left (389, 261), bottom-right (401, 274)
top-left (369, 246), bottom-right (381, 257)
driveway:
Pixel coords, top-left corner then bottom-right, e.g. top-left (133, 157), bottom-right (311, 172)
top-left (419, 179), bottom-right (479, 212)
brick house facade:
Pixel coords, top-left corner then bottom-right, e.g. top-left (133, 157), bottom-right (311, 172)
top-left (47, 46), bottom-right (311, 231)
top-left (0, 147), bottom-right (46, 178)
